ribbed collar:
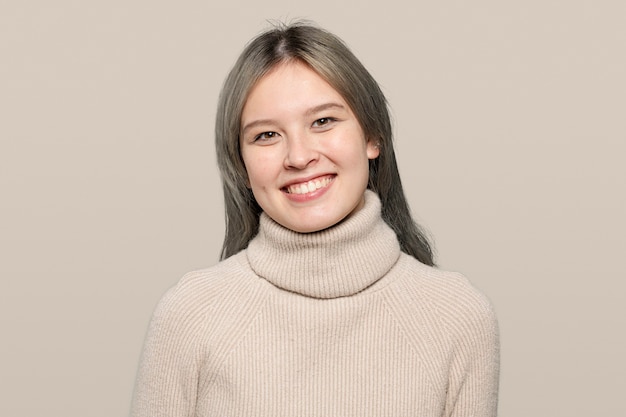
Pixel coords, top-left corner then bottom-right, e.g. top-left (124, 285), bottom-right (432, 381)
top-left (246, 190), bottom-right (401, 299)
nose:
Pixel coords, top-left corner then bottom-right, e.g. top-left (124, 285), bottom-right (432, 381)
top-left (284, 134), bottom-right (319, 170)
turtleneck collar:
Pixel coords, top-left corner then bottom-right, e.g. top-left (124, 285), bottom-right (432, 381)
top-left (246, 190), bottom-right (401, 299)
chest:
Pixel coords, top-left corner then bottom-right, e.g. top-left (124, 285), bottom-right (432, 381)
top-left (195, 297), bottom-right (451, 416)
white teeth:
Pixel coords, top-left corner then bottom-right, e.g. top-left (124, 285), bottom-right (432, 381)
top-left (287, 177), bottom-right (332, 194)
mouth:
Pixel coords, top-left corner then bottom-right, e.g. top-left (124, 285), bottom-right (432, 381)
top-left (283, 175), bottom-right (335, 195)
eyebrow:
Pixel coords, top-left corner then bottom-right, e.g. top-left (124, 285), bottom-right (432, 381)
top-left (241, 102), bottom-right (347, 135)
top-left (305, 102), bottom-right (346, 116)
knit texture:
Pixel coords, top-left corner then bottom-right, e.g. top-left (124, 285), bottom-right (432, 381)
top-left (131, 191), bottom-right (500, 416)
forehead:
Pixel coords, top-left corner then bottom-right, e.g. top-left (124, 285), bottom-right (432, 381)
top-left (241, 61), bottom-right (349, 122)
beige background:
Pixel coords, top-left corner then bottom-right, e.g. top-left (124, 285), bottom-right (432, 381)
top-left (1, 1), bottom-right (624, 416)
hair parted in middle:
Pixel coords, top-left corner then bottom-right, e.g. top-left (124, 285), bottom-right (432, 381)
top-left (215, 21), bottom-right (435, 266)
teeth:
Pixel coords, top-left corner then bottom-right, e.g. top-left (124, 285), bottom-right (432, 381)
top-left (287, 177), bottom-right (332, 194)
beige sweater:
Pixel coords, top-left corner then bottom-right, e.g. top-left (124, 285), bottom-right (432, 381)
top-left (131, 191), bottom-right (499, 416)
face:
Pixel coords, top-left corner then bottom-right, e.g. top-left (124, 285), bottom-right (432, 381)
top-left (240, 60), bottom-right (379, 233)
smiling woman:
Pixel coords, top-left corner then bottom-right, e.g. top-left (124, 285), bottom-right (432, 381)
top-left (131, 21), bottom-right (499, 417)
top-left (240, 61), bottom-right (378, 233)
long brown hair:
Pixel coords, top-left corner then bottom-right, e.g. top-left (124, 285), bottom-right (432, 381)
top-left (215, 22), bottom-right (435, 266)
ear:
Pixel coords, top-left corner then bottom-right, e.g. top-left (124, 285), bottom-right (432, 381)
top-left (366, 138), bottom-right (381, 160)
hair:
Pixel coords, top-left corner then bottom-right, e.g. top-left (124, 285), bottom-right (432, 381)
top-left (215, 21), bottom-right (435, 266)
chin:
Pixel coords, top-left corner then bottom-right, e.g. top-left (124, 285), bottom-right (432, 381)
top-left (286, 214), bottom-right (347, 234)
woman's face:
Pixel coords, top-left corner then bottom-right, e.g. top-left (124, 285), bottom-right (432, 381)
top-left (240, 60), bottom-right (379, 233)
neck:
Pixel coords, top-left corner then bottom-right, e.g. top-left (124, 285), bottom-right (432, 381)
top-left (246, 190), bottom-right (401, 299)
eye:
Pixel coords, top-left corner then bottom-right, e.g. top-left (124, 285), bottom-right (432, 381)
top-left (254, 131), bottom-right (279, 142)
top-left (312, 117), bottom-right (335, 128)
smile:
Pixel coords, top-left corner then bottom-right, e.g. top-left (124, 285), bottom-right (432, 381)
top-left (284, 175), bottom-right (335, 195)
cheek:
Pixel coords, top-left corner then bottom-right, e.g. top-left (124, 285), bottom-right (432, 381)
top-left (338, 125), bottom-right (370, 160)
top-left (242, 152), bottom-right (275, 188)
top-left (333, 137), bottom-right (370, 166)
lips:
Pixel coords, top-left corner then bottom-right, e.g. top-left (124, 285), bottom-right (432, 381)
top-left (284, 175), bottom-right (335, 195)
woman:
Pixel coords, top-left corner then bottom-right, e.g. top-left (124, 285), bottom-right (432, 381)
top-left (131, 22), bottom-right (499, 417)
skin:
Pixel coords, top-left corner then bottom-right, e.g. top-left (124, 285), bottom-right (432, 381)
top-left (240, 60), bottom-right (380, 233)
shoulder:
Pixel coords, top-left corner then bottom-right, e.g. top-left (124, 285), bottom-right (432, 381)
top-left (149, 252), bottom-right (266, 337)
top-left (391, 254), bottom-right (498, 341)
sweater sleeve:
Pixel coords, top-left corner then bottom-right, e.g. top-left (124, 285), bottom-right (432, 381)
top-left (130, 281), bottom-right (206, 417)
top-left (444, 289), bottom-right (500, 417)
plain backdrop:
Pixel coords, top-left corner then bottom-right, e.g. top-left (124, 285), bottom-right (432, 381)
top-left (1, 1), bottom-right (624, 416)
